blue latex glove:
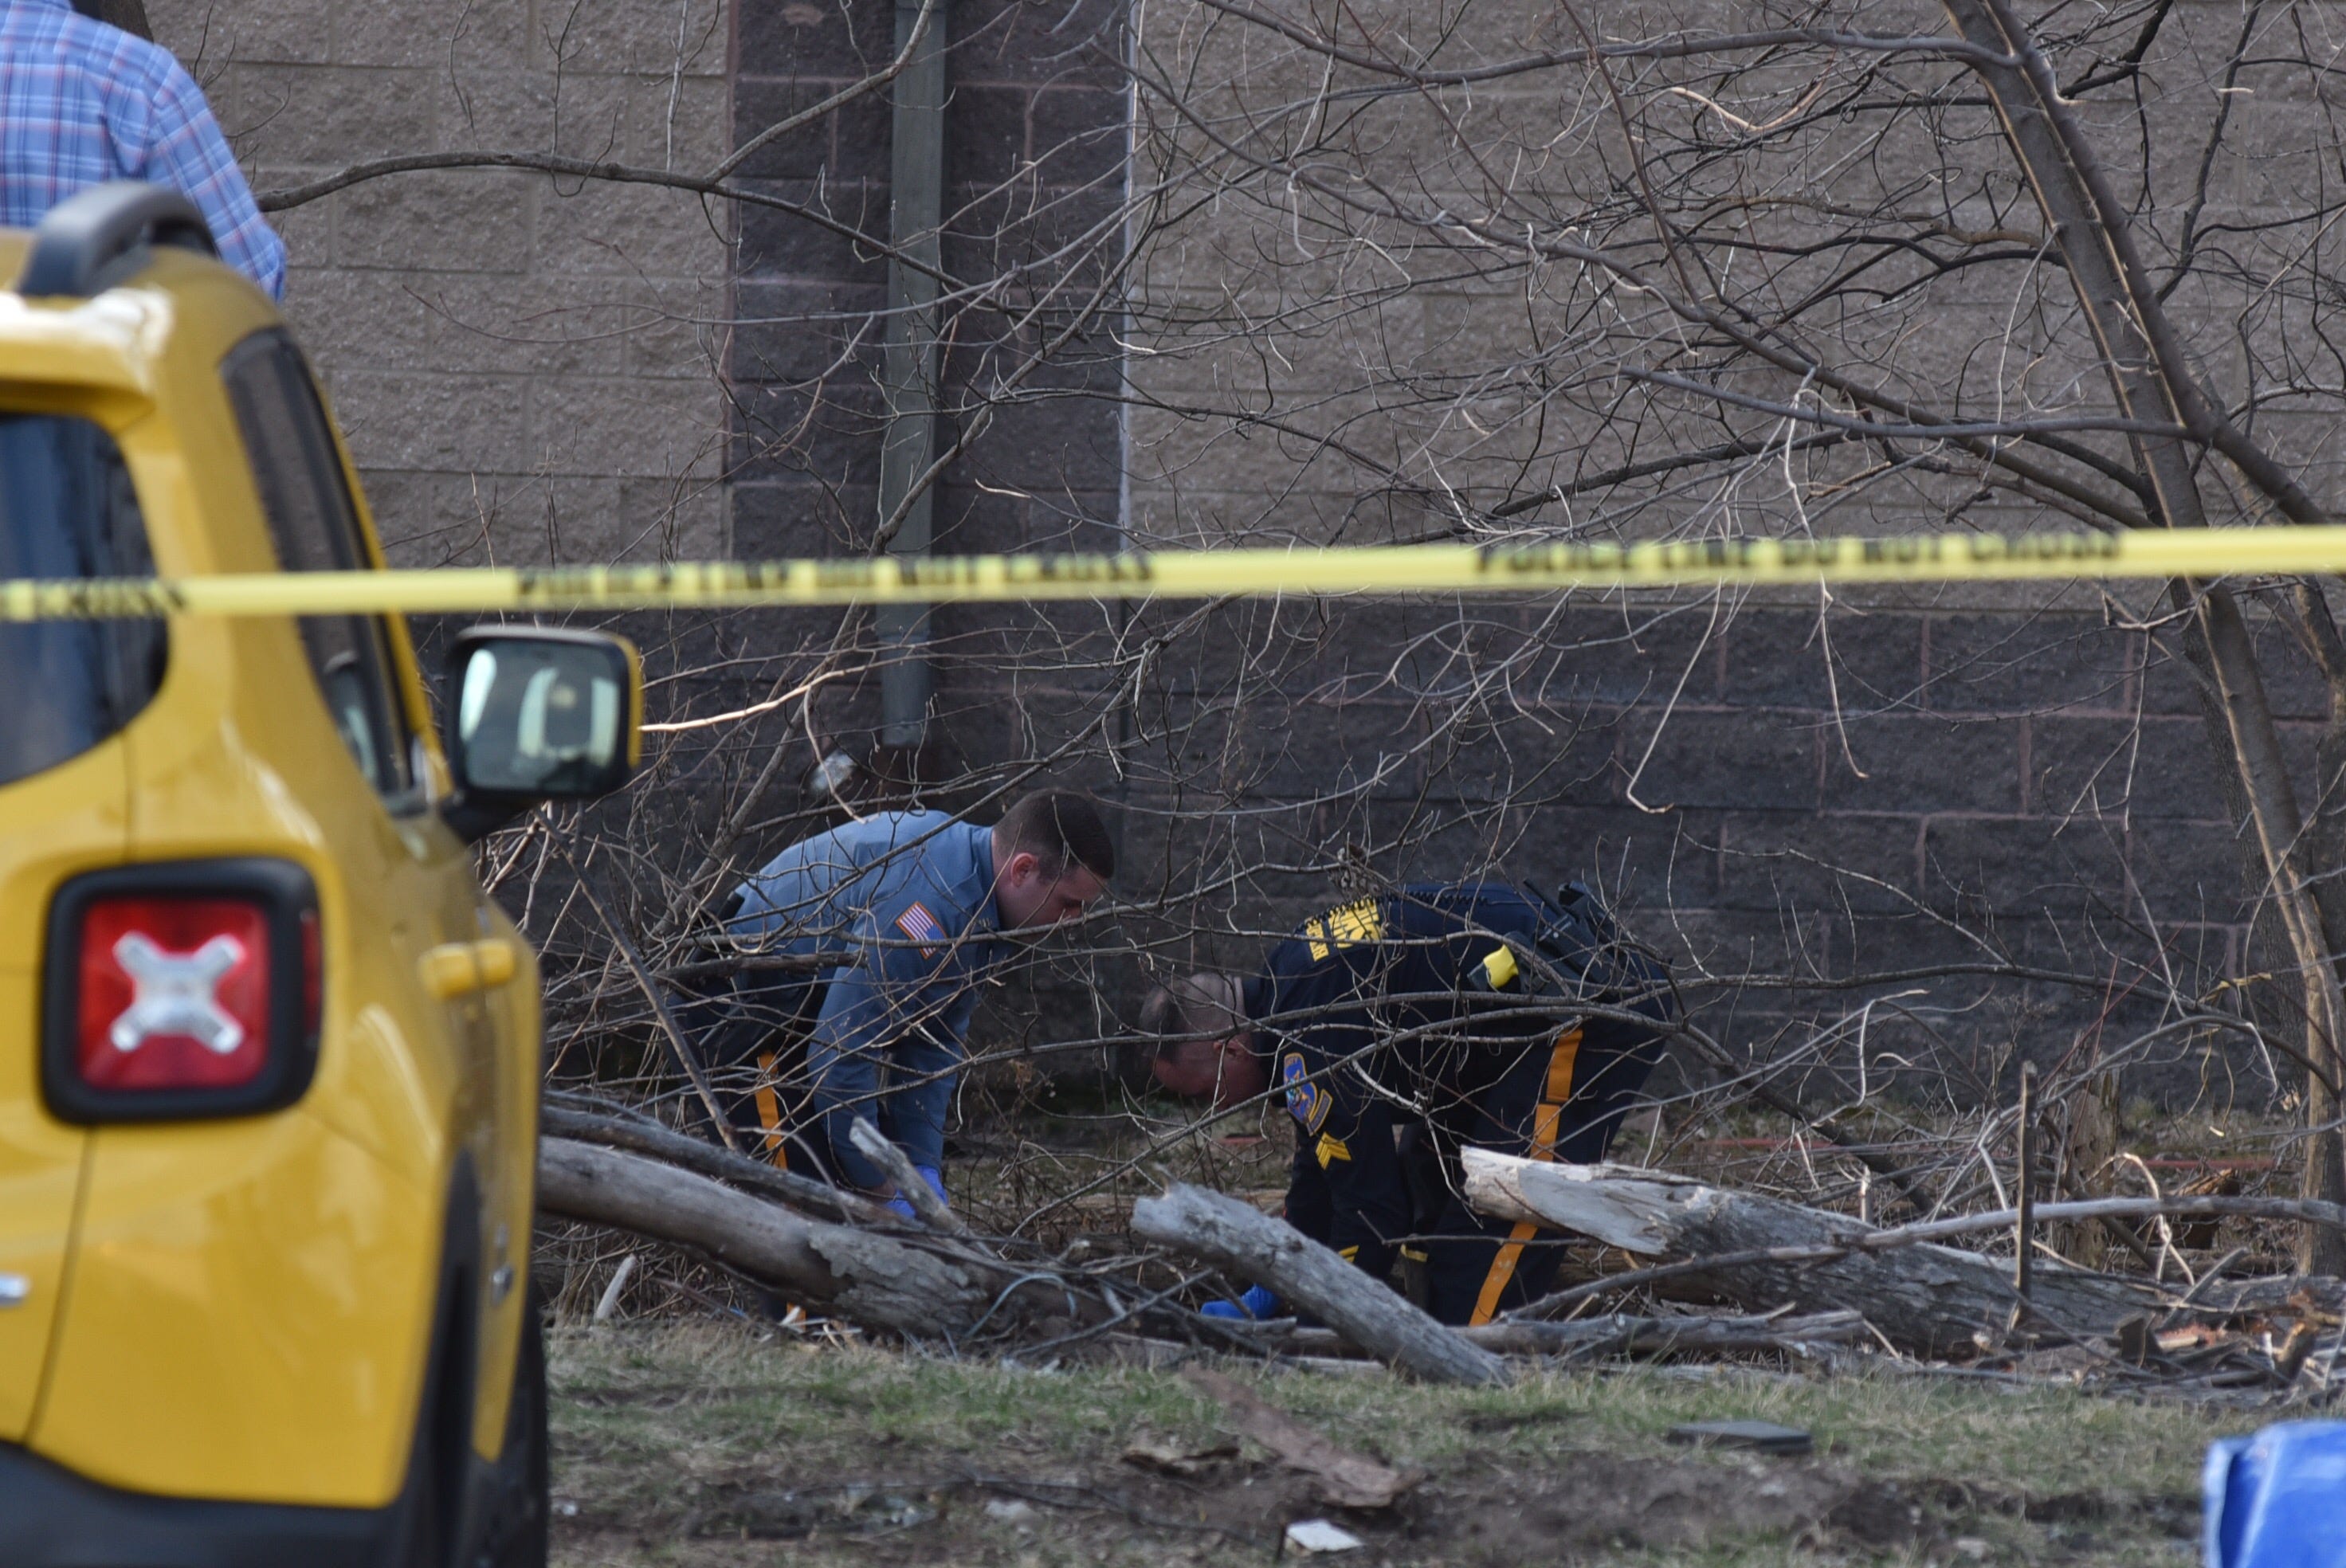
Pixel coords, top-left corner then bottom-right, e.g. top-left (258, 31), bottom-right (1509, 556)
top-left (883, 1164), bottom-right (949, 1223)
top-left (1200, 1284), bottom-right (1280, 1321)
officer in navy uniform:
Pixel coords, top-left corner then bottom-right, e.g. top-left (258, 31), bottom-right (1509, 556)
top-left (691, 789), bottom-right (1113, 1216)
top-left (1143, 881), bottom-right (1673, 1326)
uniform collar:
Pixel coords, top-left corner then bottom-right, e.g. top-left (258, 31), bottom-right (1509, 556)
top-left (976, 825), bottom-right (1003, 931)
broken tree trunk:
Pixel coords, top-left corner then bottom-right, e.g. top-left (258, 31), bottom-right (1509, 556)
top-left (537, 1137), bottom-right (996, 1335)
top-left (1131, 1182), bottom-right (1509, 1386)
top-left (1461, 1152), bottom-right (2164, 1354)
top-left (541, 1099), bottom-right (898, 1227)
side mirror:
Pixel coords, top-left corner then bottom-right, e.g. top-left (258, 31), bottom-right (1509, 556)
top-left (440, 627), bottom-right (641, 842)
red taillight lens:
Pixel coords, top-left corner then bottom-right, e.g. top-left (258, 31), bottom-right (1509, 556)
top-left (76, 896), bottom-right (273, 1092)
top-left (43, 859), bottom-right (322, 1123)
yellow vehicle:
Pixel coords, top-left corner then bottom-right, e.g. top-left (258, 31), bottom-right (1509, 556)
top-left (0, 184), bottom-right (640, 1564)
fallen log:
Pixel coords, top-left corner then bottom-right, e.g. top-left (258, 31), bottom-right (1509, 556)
top-left (1282, 1309), bottom-right (1868, 1361)
top-left (1838, 1192), bottom-right (2346, 1252)
top-left (541, 1100), bottom-right (896, 1227)
top-left (1467, 1308), bottom-right (1868, 1359)
top-left (1132, 1182), bottom-right (1508, 1386)
top-left (1461, 1151), bottom-right (2165, 1354)
top-left (537, 1137), bottom-right (994, 1335)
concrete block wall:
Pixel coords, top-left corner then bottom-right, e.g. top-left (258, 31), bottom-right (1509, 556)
top-left (1116, 0), bottom-right (2346, 545)
top-left (1077, 583), bottom-right (2288, 1104)
top-left (147, 0), bottom-right (733, 566)
top-left (1074, 0), bottom-right (2331, 1103)
top-left (727, 0), bottom-right (1129, 565)
top-left (117, 2), bottom-right (2311, 1108)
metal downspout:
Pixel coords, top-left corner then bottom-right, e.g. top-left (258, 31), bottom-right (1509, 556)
top-left (877, 0), bottom-right (947, 756)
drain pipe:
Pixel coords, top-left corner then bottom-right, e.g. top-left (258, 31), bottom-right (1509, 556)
top-left (876, 0), bottom-right (947, 758)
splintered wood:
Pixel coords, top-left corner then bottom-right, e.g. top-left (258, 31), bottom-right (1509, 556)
top-left (1459, 1151), bottom-right (2162, 1353)
top-left (1460, 1151), bottom-right (2346, 1382)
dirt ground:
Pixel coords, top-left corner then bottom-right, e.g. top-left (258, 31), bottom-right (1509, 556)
top-left (547, 1323), bottom-right (2249, 1566)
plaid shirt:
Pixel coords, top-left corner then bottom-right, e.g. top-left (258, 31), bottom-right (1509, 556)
top-left (0, 0), bottom-right (284, 297)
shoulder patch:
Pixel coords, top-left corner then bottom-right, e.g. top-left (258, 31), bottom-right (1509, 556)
top-left (1281, 1050), bottom-right (1332, 1133)
top-left (894, 900), bottom-right (947, 958)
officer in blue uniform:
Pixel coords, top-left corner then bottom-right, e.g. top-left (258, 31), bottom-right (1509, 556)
top-left (699, 790), bottom-right (1113, 1214)
top-left (1144, 881), bottom-right (1673, 1325)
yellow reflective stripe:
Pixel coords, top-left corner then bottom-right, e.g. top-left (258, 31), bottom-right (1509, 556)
top-left (1544, 1027), bottom-right (1583, 1103)
top-left (753, 1052), bottom-right (787, 1169)
top-left (1472, 1222), bottom-right (1540, 1326)
top-left (1469, 1027), bottom-right (1587, 1327)
top-left (3, 526), bottom-right (2342, 620)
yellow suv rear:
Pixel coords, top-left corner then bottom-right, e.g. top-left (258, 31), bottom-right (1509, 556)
top-left (0, 183), bottom-right (640, 1565)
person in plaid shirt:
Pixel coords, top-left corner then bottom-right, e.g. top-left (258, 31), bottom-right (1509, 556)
top-left (1, 0), bottom-right (284, 296)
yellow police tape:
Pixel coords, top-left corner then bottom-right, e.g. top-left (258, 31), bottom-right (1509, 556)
top-left (6, 526), bottom-right (2346, 618)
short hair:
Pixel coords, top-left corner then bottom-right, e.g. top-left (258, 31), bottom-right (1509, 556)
top-left (1139, 971), bottom-right (1246, 1058)
top-left (995, 789), bottom-right (1115, 882)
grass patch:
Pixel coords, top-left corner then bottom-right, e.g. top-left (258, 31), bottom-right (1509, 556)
top-left (551, 1323), bottom-right (2246, 1566)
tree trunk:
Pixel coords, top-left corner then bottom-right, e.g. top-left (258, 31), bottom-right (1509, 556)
top-left (536, 1137), bottom-right (995, 1335)
top-left (1461, 1153), bottom-right (2164, 1354)
top-left (541, 1101), bottom-right (899, 1227)
top-left (1130, 1182), bottom-right (1510, 1386)
top-left (2287, 584), bottom-right (2346, 1256)
top-left (2052, 1068), bottom-right (2125, 1268)
top-left (1936, 0), bottom-right (2346, 1272)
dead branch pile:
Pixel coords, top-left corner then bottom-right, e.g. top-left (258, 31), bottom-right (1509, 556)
top-left (537, 1093), bottom-right (2346, 1395)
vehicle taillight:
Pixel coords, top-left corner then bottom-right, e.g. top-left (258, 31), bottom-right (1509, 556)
top-left (76, 896), bottom-right (273, 1091)
top-left (44, 860), bottom-right (323, 1123)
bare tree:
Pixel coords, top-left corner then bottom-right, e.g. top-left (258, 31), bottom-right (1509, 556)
top-left (242, 0), bottom-right (2346, 1305)
top-left (1112, 0), bottom-right (2346, 1272)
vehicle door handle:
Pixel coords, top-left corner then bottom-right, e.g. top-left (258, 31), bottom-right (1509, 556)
top-left (418, 939), bottom-right (520, 1000)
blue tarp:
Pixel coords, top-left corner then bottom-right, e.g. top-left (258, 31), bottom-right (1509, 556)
top-left (2204, 1420), bottom-right (2346, 1567)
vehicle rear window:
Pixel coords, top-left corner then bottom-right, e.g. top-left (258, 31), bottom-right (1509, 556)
top-left (0, 414), bottom-right (166, 790)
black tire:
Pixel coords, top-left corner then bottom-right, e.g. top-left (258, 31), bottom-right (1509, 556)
top-left (395, 1279), bottom-right (470, 1568)
top-left (396, 1438), bottom-right (449, 1568)
top-left (472, 1292), bottom-right (549, 1568)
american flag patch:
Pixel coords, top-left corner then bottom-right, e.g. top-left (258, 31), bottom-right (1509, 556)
top-left (895, 900), bottom-right (948, 957)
